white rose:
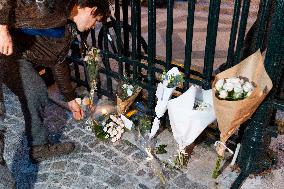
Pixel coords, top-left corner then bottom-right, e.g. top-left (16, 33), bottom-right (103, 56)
top-left (128, 85), bottom-right (134, 90)
top-left (111, 137), bottom-right (117, 143)
top-left (246, 91), bottom-right (253, 97)
top-left (127, 89), bottom-right (133, 96)
top-left (113, 130), bottom-right (118, 136)
top-left (223, 82), bottom-right (234, 92)
top-left (219, 90), bottom-right (228, 99)
top-left (107, 128), bottom-right (112, 133)
top-left (229, 77), bottom-right (241, 84)
top-left (233, 93), bottom-right (242, 99)
top-left (243, 82), bottom-right (254, 92)
top-left (215, 79), bottom-right (224, 91)
top-left (234, 85), bottom-right (243, 94)
top-left (122, 84), bottom-right (127, 89)
top-left (116, 133), bottom-right (122, 140)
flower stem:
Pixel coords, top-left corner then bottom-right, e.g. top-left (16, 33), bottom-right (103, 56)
top-left (212, 155), bottom-right (223, 179)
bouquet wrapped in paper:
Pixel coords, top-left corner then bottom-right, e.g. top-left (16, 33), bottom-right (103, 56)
top-left (149, 67), bottom-right (183, 138)
top-left (90, 99), bottom-right (130, 142)
top-left (168, 85), bottom-right (216, 167)
top-left (212, 50), bottom-right (273, 178)
top-left (116, 82), bottom-right (142, 114)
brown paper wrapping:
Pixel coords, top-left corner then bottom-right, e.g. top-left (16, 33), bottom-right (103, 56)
top-left (117, 87), bottom-right (142, 114)
top-left (213, 50), bottom-right (273, 156)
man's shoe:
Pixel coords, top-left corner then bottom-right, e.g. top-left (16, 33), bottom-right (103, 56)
top-left (0, 130), bottom-right (6, 165)
top-left (30, 142), bottom-right (75, 163)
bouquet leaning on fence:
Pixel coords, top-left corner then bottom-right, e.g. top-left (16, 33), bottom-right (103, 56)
top-left (149, 67), bottom-right (183, 138)
top-left (116, 81), bottom-right (142, 115)
top-left (168, 85), bottom-right (216, 168)
top-left (212, 50), bottom-right (273, 178)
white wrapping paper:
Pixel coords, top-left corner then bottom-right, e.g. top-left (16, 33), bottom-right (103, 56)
top-left (168, 86), bottom-right (216, 149)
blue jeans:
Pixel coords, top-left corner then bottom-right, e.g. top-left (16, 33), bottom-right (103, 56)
top-left (0, 58), bottom-right (48, 146)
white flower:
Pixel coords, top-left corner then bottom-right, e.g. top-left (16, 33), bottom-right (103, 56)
top-left (122, 84), bottom-right (127, 89)
top-left (234, 85), bottom-right (243, 94)
top-left (111, 137), bottom-right (117, 143)
top-left (127, 88), bottom-right (133, 96)
top-left (223, 82), bottom-right (234, 92)
top-left (233, 93), bottom-right (242, 99)
top-left (219, 90), bottom-right (228, 99)
top-left (243, 82), bottom-right (254, 92)
top-left (240, 79), bottom-right (245, 85)
top-left (215, 79), bottom-right (224, 91)
top-left (107, 128), bottom-right (112, 133)
top-left (227, 77), bottom-right (241, 84)
top-left (116, 133), bottom-right (121, 140)
top-left (246, 91), bottom-right (253, 97)
top-left (112, 130), bottom-right (118, 136)
top-left (121, 129), bottom-right (125, 133)
top-left (103, 127), bottom-right (107, 132)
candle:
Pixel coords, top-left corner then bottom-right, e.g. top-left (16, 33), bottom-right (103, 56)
top-left (101, 108), bottom-right (108, 115)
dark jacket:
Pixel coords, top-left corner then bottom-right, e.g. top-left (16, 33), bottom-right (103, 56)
top-left (0, 0), bottom-right (71, 29)
top-left (0, 0), bottom-right (77, 101)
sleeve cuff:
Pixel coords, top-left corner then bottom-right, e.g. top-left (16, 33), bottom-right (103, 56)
top-left (62, 89), bottom-right (76, 102)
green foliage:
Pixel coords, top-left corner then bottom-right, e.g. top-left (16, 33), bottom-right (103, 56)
top-left (155, 144), bottom-right (168, 154)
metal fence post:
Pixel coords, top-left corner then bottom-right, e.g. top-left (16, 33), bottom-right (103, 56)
top-left (231, 0), bottom-right (284, 188)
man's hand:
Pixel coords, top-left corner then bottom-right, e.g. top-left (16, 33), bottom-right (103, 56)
top-left (67, 100), bottom-right (84, 120)
top-left (0, 25), bottom-right (13, 56)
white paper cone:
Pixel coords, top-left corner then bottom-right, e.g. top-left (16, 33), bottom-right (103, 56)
top-left (149, 117), bottom-right (160, 138)
top-left (120, 114), bottom-right (133, 130)
top-left (168, 86), bottom-right (216, 149)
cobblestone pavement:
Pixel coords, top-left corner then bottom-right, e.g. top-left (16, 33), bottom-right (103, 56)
top-left (1, 86), bottom-right (284, 189)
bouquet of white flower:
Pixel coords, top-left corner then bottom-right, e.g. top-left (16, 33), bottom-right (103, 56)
top-left (215, 77), bottom-right (254, 100)
top-left (150, 67), bottom-right (183, 138)
top-left (168, 85), bottom-right (216, 168)
top-left (212, 50), bottom-right (273, 178)
top-left (83, 47), bottom-right (101, 106)
top-left (117, 81), bottom-right (142, 114)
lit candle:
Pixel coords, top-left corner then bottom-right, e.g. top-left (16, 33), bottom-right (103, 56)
top-left (101, 108), bottom-right (108, 115)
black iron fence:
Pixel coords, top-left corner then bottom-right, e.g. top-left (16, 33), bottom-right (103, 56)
top-left (68, 0), bottom-right (284, 188)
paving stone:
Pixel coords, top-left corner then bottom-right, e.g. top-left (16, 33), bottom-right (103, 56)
top-left (66, 161), bottom-right (80, 172)
top-left (136, 169), bottom-right (147, 176)
top-left (138, 183), bottom-right (150, 189)
top-left (79, 164), bottom-right (94, 176)
top-left (36, 172), bottom-right (49, 183)
top-left (81, 145), bottom-right (92, 153)
top-left (94, 144), bottom-right (108, 153)
top-left (80, 134), bottom-right (97, 144)
top-left (112, 157), bottom-right (128, 167)
top-left (34, 183), bottom-right (48, 189)
top-left (50, 161), bottom-right (67, 171)
top-left (88, 140), bottom-right (100, 149)
top-left (132, 151), bottom-right (147, 163)
top-left (61, 173), bottom-right (78, 187)
top-left (102, 149), bottom-right (118, 160)
top-left (68, 129), bottom-right (86, 139)
top-left (106, 174), bottom-right (125, 187)
top-left (48, 172), bottom-right (65, 184)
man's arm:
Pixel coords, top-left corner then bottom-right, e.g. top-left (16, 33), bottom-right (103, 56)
top-left (0, 0), bottom-right (14, 55)
top-left (52, 60), bottom-right (84, 120)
